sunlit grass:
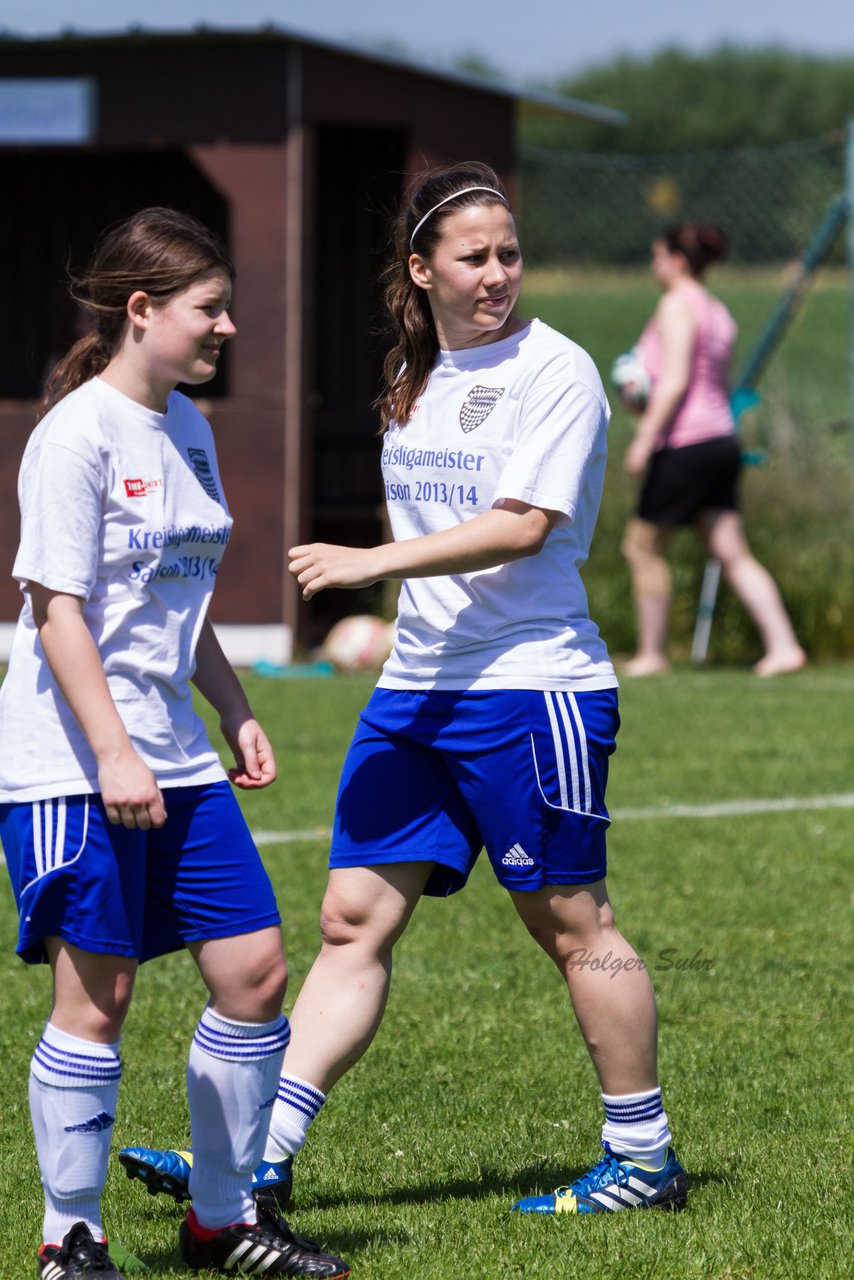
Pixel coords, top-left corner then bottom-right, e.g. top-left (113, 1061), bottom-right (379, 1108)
top-left (1, 669), bottom-right (851, 1278)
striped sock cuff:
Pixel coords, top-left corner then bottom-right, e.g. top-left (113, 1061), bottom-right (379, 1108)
top-left (601, 1088), bottom-right (671, 1163)
top-left (602, 1088), bottom-right (664, 1125)
top-left (193, 1008), bottom-right (291, 1063)
top-left (276, 1074), bottom-right (326, 1123)
top-left (31, 1022), bottom-right (122, 1090)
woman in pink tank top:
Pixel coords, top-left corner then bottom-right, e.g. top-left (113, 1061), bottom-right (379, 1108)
top-left (620, 223), bottom-right (805, 677)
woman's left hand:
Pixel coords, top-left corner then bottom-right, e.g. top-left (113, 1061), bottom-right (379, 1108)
top-left (625, 435), bottom-right (655, 476)
top-left (288, 543), bottom-right (381, 600)
top-left (221, 715), bottom-right (277, 789)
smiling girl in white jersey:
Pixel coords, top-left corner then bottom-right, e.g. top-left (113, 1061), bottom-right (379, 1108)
top-left (0, 208), bottom-right (347, 1279)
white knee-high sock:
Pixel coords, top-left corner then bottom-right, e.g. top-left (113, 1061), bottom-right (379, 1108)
top-left (264, 1074), bottom-right (326, 1162)
top-left (187, 1006), bottom-right (290, 1229)
top-left (29, 1022), bottom-right (122, 1245)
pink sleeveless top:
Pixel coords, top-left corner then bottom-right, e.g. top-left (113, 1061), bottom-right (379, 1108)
top-left (637, 284), bottom-right (737, 448)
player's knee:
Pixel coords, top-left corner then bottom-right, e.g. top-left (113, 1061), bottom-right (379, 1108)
top-left (69, 981), bottom-right (133, 1042)
top-left (318, 898), bottom-right (369, 949)
top-left (225, 948), bottom-right (288, 1020)
top-left (622, 519), bottom-right (663, 565)
top-left (318, 891), bottom-right (403, 955)
top-left (620, 527), bottom-right (640, 564)
top-left (621, 520), bottom-right (646, 564)
top-left (525, 893), bottom-right (617, 954)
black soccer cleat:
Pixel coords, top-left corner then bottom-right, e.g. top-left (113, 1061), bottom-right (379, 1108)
top-left (178, 1200), bottom-right (349, 1277)
top-left (38, 1221), bottom-right (121, 1279)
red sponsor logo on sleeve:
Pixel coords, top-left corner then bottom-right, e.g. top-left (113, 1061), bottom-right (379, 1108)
top-left (124, 478), bottom-right (163, 497)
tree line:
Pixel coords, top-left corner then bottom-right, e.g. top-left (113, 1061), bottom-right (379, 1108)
top-left (518, 46), bottom-right (854, 153)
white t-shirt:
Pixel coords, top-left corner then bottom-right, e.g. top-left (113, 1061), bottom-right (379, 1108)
top-left (378, 319), bottom-right (617, 691)
top-left (0, 377), bottom-right (232, 801)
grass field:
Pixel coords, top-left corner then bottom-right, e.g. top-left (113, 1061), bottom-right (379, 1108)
top-left (1, 667), bottom-right (852, 1279)
top-left (522, 264), bottom-right (852, 435)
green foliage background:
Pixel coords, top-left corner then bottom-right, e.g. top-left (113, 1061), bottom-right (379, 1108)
top-left (521, 47), bottom-right (854, 153)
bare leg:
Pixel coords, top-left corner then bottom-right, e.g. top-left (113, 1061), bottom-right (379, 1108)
top-left (282, 863), bottom-right (433, 1093)
top-left (48, 938), bottom-right (136, 1042)
top-left (621, 517), bottom-right (673, 676)
top-left (510, 880), bottom-right (658, 1094)
top-left (697, 510), bottom-right (806, 676)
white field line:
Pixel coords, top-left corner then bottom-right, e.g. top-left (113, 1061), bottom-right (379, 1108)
top-left (611, 792), bottom-right (854, 820)
top-left (254, 827), bottom-right (332, 846)
top-left (250, 791), bottom-right (854, 845)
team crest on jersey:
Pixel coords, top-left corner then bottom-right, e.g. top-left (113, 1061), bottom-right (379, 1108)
top-left (187, 447), bottom-right (220, 501)
top-left (459, 385), bottom-right (505, 433)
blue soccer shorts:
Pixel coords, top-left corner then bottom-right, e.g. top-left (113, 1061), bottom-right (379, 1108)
top-left (0, 780), bottom-right (281, 965)
top-left (329, 687), bottom-right (620, 896)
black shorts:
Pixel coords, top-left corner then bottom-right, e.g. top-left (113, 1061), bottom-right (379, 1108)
top-left (637, 435), bottom-right (742, 526)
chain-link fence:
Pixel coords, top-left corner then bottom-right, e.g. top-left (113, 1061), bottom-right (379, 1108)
top-left (516, 132), bottom-right (854, 661)
top-left (519, 133), bottom-right (849, 386)
top-left (520, 134), bottom-right (846, 265)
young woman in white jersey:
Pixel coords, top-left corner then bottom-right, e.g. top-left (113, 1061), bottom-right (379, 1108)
top-left (0, 209), bottom-right (348, 1279)
top-left (621, 223), bottom-right (806, 677)
top-left (125, 166), bottom-right (687, 1219)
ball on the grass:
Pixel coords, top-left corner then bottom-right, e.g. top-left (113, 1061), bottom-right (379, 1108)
top-left (610, 348), bottom-right (651, 411)
top-left (322, 615), bottom-right (395, 672)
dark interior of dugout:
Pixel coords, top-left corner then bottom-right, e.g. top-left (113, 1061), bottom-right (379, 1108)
top-left (307, 124), bottom-right (407, 641)
top-left (0, 150), bottom-right (230, 400)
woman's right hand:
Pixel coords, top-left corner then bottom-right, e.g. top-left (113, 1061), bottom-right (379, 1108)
top-left (288, 543), bottom-right (382, 600)
top-left (97, 748), bottom-right (167, 829)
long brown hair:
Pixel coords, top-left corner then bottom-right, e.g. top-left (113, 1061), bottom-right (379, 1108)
top-left (375, 162), bottom-right (510, 431)
top-left (40, 207), bottom-right (234, 419)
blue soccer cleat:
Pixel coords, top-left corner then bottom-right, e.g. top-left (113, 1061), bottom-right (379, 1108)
top-left (118, 1147), bottom-right (194, 1204)
top-left (119, 1146), bottom-right (294, 1210)
top-left (252, 1156), bottom-right (296, 1210)
top-left (511, 1147), bottom-right (687, 1215)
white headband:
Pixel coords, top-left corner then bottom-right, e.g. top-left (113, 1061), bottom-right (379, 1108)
top-left (409, 186), bottom-right (508, 251)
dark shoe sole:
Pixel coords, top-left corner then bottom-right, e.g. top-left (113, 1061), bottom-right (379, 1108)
top-left (118, 1150), bottom-right (191, 1204)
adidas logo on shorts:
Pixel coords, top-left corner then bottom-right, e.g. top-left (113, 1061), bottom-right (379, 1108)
top-left (502, 843), bottom-right (534, 867)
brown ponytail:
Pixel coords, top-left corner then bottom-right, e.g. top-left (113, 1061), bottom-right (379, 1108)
top-left (41, 331), bottom-right (112, 420)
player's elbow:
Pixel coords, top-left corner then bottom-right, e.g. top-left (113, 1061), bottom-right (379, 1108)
top-left (514, 511), bottom-right (558, 557)
top-left (503, 528), bottom-right (549, 563)
top-left (493, 503), bottom-right (558, 560)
